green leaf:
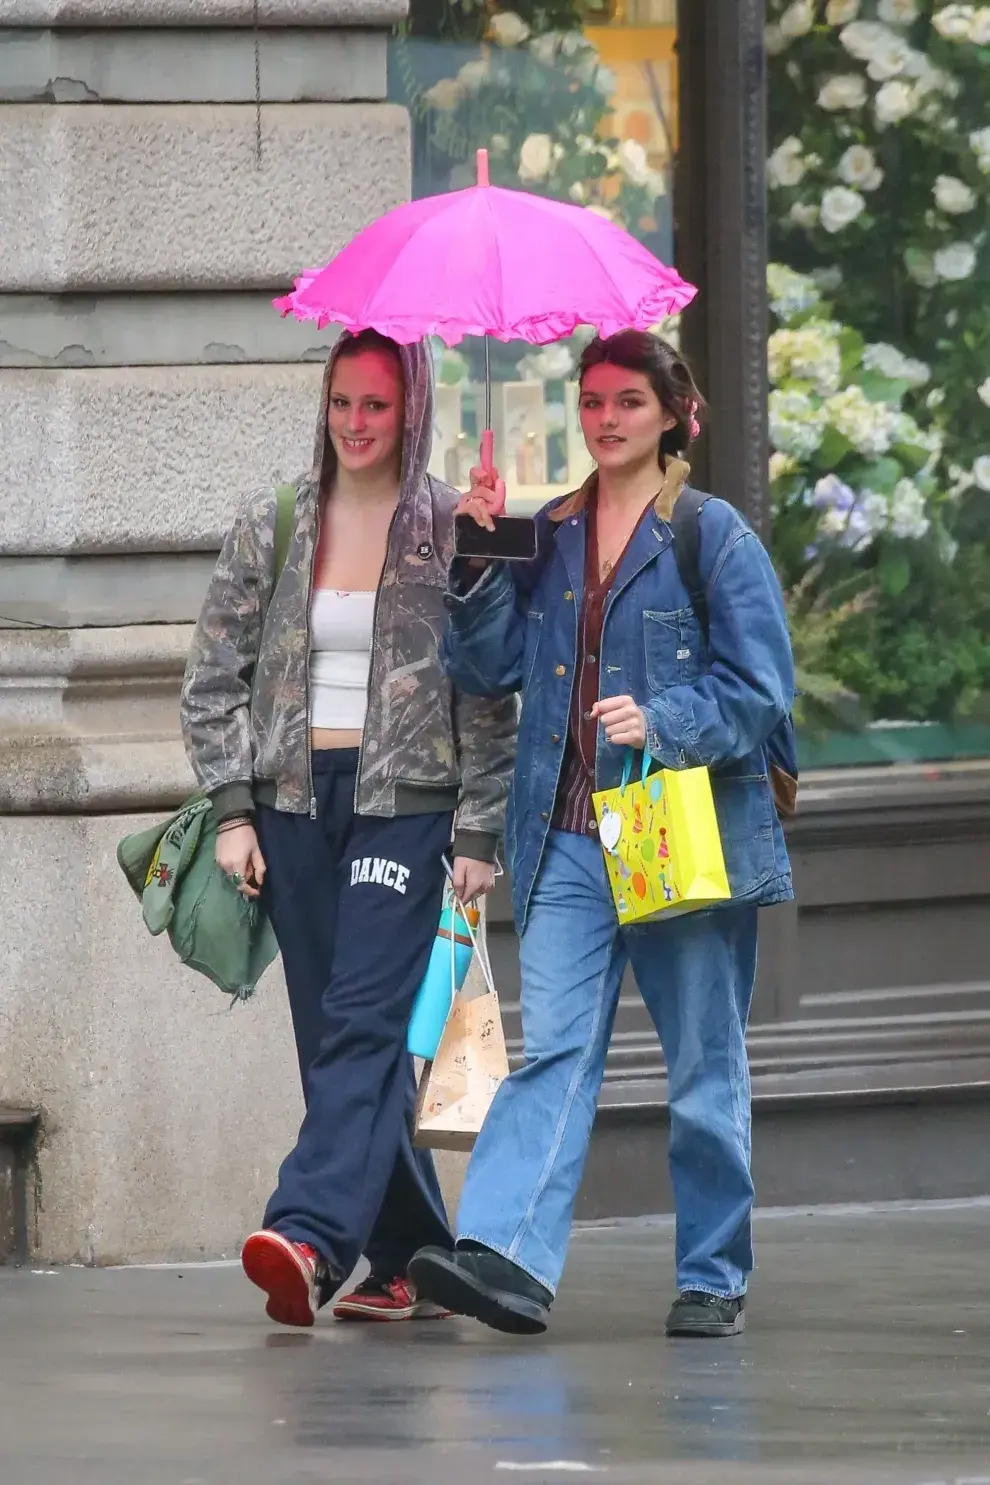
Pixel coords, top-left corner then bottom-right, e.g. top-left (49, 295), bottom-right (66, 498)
top-left (879, 547), bottom-right (911, 598)
top-left (838, 327), bottom-right (866, 375)
top-left (856, 371), bottom-right (910, 405)
top-left (860, 457), bottom-right (903, 496)
top-left (815, 425), bottom-right (856, 470)
top-left (892, 441), bottom-right (930, 475)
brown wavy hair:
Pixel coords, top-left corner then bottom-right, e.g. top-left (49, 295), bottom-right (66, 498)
top-left (578, 330), bottom-right (706, 461)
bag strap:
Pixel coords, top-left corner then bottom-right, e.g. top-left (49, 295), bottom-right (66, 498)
top-left (272, 483), bottom-right (296, 590)
top-left (669, 487), bottom-right (711, 640)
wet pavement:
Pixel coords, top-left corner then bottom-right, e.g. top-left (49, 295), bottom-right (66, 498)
top-left (1, 1202), bottom-right (989, 1485)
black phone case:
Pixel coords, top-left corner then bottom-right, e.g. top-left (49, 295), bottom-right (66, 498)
top-left (453, 514), bottom-right (539, 562)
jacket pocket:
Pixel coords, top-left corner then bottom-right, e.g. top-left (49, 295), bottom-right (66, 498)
top-left (522, 611), bottom-right (543, 692)
top-left (712, 773), bottom-right (776, 897)
top-left (643, 608), bottom-right (706, 690)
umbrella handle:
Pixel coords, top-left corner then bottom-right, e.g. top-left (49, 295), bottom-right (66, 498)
top-left (480, 428), bottom-right (495, 477)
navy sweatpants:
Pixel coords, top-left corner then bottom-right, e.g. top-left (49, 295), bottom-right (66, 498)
top-left (255, 748), bottom-right (454, 1280)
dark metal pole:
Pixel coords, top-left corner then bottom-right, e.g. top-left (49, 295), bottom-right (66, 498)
top-left (676, 0), bottom-right (769, 539)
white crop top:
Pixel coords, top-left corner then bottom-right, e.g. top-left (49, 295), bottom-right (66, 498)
top-left (309, 589), bottom-right (375, 731)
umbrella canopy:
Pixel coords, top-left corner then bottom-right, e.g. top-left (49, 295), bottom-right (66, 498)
top-left (274, 152), bottom-right (696, 347)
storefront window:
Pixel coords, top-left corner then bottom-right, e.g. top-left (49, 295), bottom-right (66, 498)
top-left (389, 0), bottom-right (678, 507)
top-left (765, 2), bottom-right (990, 766)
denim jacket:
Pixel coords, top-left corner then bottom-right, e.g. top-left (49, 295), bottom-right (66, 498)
top-left (443, 469), bottom-right (795, 929)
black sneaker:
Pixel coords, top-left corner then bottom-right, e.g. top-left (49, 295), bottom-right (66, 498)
top-left (408, 1244), bottom-right (552, 1336)
top-left (665, 1290), bottom-right (746, 1338)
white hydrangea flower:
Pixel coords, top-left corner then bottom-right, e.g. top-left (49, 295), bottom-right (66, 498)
top-left (767, 263), bottom-right (822, 320)
top-left (971, 8), bottom-right (990, 42)
top-left (838, 144), bottom-right (884, 190)
top-left (824, 385), bottom-right (897, 455)
top-left (489, 11), bottom-right (530, 46)
top-left (863, 342), bottom-right (931, 385)
top-left (933, 174), bottom-right (977, 212)
top-left (932, 4), bottom-right (975, 40)
top-left (768, 321), bottom-right (844, 396)
top-left (820, 185), bottom-right (867, 232)
top-left (878, 0), bottom-right (921, 23)
top-left (933, 241), bottom-right (978, 279)
top-left (518, 133), bottom-right (553, 183)
top-left (770, 451), bottom-right (798, 481)
top-left (780, 0), bottom-right (817, 37)
top-left (977, 378), bottom-right (990, 407)
top-left (889, 479), bottom-right (931, 538)
top-left (789, 201), bottom-right (821, 228)
top-left (973, 455), bottom-right (990, 491)
top-left (874, 79), bottom-right (917, 123)
top-left (827, 0), bottom-right (861, 22)
top-left (818, 73), bottom-right (869, 110)
top-left (769, 389), bottom-right (829, 458)
top-left (768, 137), bottom-right (807, 189)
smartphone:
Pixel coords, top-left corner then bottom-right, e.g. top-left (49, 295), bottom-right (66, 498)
top-left (454, 514), bottom-right (539, 562)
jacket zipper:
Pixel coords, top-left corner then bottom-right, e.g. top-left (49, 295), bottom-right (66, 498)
top-left (355, 502), bottom-right (401, 810)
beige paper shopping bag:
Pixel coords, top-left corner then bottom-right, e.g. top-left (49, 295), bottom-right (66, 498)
top-left (413, 900), bottom-right (509, 1152)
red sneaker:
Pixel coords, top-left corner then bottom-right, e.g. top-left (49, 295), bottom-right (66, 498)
top-left (332, 1274), bottom-right (451, 1323)
top-left (241, 1230), bottom-right (332, 1328)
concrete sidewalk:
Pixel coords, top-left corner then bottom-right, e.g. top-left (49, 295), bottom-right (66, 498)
top-left (1, 1202), bottom-right (989, 1485)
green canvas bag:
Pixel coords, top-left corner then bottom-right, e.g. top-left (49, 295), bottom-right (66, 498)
top-left (115, 483), bottom-right (296, 1000)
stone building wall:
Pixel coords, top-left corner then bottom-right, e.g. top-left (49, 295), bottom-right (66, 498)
top-left (0, 2), bottom-right (465, 1262)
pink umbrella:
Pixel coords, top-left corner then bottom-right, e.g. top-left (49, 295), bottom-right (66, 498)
top-left (275, 150), bottom-right (696, 471)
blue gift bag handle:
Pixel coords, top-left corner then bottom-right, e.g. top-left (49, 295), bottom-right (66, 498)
top-left (619, 748), bottom-right (657, 794)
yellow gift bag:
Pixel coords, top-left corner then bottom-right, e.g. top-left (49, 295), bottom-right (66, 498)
top-left (592, 750), bottom-right (730, 925)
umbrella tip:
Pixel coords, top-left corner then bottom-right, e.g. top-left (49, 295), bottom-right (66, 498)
top-left (476, 148), bottom-right (490, 188)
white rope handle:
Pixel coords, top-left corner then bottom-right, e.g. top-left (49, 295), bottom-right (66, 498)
top-left (443, 871), bottom-right (497, 1001)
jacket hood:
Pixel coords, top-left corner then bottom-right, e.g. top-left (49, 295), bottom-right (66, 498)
top-left (311, 333), bottom-right (436, 524)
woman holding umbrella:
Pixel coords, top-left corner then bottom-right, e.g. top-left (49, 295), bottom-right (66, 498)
top-left (180, 329), bottom-right (516, 1326)
top-left (409, 329), bottom-right (795, 1340)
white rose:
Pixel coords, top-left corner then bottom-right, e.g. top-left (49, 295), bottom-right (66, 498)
top-left (764, 23), bottom-right (790, 55)
top-left (972, 455), bottom-right (990, 491)
top-left (818, 73), bottom-right (869, 110)
top-left (838, 144), bottom-right (881, 187)
top-left (424, 77), bottom-right (467, 110)
top-left (489, 11), bottom-right (530, 46)
top-left (518, 133), bottom-right (554, 183)
top-left (933, 241), bottom-right (977, 279)
top-left (978, 378), bottom-right (990, 407)
top-left (971, 7), bottom-right (990, 41)
top-left (826, 0), bottom-right (861, 22)
top-left (878, 0), bottom-right (921, 22)
top-left (768, 137), bottom-right (807, 189)
top-left (820, 185), bottom-right (867, 232)
top-left (617, 139), bottom-right (651, 187)
top-left (932, 4), bottom-right (974, 40)
top-left (457, 56), bottom-right (491, 91)
top-left (789, 201), bottom-right (820, 227)
top-left (529, 33), bottom-right (559, 65)
top-left (874, 79), bottom-right (916, 124)
top-left (841, 21), bottom-right (914, 78)
top-left (969, 126), bottom-right (990, 172)
top-left (933, 174), bottom-right (977, 213)
top-left (905, 249), bottom-right (937, 286)
top-left (780, 0), bottom-right (817, 37)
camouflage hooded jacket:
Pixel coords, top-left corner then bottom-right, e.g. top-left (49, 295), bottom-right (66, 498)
top-left (179, 338), bottom-right (516, 863)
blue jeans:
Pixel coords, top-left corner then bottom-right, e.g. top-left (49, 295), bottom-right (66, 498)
top-left (457, 830), bottom-right (758, 1298)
